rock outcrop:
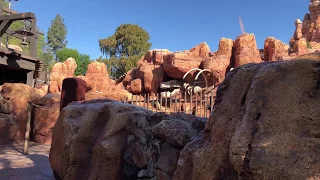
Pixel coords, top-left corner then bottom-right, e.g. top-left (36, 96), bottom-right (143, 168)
top-left (77, 61), bottom-right (115, 92)
top-left (49, 99), bottom-right (206, 180)
top-left (173, 59), bottom-right (320, 180)
top-left (233, 33), bottom-right (262, 67)
top-left (264, 37), bottom-right (290, 61)
top-left (301, 0), bottom-right (320, 42)
top-left (0, 83), bottom-right (44, 143)
top-left (49, 58), bottom-right (77, 93)
top-left (163, 42), bottom-right (210, 79)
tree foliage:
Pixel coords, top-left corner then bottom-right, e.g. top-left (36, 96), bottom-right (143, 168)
top-left (47, 14), bottom-right (68, 56)
top-left (98, 24), bottom-right (151, 79)
top-left (56, 48), bottom-right (90, 76)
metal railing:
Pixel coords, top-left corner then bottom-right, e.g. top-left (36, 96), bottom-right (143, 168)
top-left (120, 88), bottom-right (215, 119)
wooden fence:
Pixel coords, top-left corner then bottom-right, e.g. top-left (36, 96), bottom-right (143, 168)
top-left (120, 88), bottom-right (215, 119)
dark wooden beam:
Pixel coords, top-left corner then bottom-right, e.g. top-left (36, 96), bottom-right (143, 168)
top-left (0, 46), bottom-right (40, 62)
top-left (26, 70), bottom-right (34, 87)
top-left (0, 12), bottom-right (35, 21)
top-left (28, 18), bottom-right (37, 58)
top-left (0, 54), bottom-right (35, 70)
top-left (0, 19), bottom-right (13, 37)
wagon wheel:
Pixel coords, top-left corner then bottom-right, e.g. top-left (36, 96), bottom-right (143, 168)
top-left (182, 68), bottom-right (213, 95)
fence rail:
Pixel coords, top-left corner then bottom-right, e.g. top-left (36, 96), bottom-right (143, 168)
top-left (120, 88), bottom-right (215, 119)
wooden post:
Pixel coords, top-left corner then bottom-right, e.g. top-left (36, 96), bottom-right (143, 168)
top-left (190, 90), bottom-right (193, 115)
top-left (156, 93), bottom-right (158, 113)
top-left (26, 70), bottom-right (34, 87)
top-left (200, 91), bottom-right (203, 117)
top-left (195, 93), bottom-right (198, 116)
top-left (28, 18), bottom-right (37, 58)
top-left (24, 102), bottom-right (32, 155)
top-left (204, 95), bottom-right (207, 118)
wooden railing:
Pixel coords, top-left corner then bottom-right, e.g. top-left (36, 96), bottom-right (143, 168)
top-left (119, 88), bottom-right (216, 119)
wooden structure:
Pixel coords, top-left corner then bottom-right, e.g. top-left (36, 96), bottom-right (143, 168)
top-left (0, 5), bottom-right (43, 87)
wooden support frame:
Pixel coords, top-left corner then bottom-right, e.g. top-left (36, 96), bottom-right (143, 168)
top-left (0, 3), bottom-right (43, 87)
top-left (0, 53), bottom-right (36, 71)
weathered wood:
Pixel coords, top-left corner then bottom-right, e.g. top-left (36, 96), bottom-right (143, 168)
top-left (0, 55), bottom-right (35, 70)
top-left (0, 12), bottom-right (35, 21)
top-left (28, 18), bottom-right (37, 58)
top-left (26, 71), bottom-right (34, 87)
top-left (24, 102), bottom-right (33, 155)
top-left (0, 46), bottom-right (40, 61)
top-left (0, 19), bottom-right (12, 37)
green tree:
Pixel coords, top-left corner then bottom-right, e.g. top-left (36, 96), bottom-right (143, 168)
top-left (56, 48), bottom-right (90, 76)
top-left (98, 24), bottom-right (151, 78)
top-left (47, 14), bottom-right (68, 56)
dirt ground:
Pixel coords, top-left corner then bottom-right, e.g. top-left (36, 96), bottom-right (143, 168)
top-left (0, 142), bottom-right (54, 180)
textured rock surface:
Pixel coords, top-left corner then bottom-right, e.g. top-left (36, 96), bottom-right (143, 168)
top-left (233, 33), bottom-right (262, 67)
top-left (264, 37), bottom-right (290, 61)
top-left (127, 78), bottom-right (143, 94)
top-left (163, 43), bottom-right (209, 79)
top-left (0, 83), bottom-right (44, 142)
top-left (33, 93), bottom-right (61, 144)
top-left (173, 59), bottom-right (320, 180)
top-left (49, 58), bottom-right (77, 93)
top-left (49, 99), bottom-right (205, 180)
top-left (77, 61), bottom-right (115, 92)
top-left (138, 61), bottom-right (165, 93)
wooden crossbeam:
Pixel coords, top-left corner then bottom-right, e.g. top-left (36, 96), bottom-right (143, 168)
top-left (0, 12), bottom-right (35, 21)
top-left (0, 54), bottom-right (35, 70)
top-left (0, 19), bottom-right (12, 37)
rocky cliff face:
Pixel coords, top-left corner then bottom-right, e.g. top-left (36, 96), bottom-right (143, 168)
top-left (49, 59), bottom-right (320, 180)
top-left (173, 59), bottom-right (320, 180)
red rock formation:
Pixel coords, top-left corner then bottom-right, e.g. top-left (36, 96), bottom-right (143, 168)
top-left (64, 58), bottom-right (77, 77)
top-left (77, 61), bottom-right (115, 92)
top-left (293, 38), bottom-right (308, 56)
top-left (127, 79), bottom-right (142, 94)
top-left (49, 58), bottom-right (77, 93)
top-left (138, 61), bottom-right (165, 93)
top-left (217, 38), bottom-right (233, 58)
top-left (202, 38), bottom-right (233, 85)
top-left (0, 83), bottom-right (44, 142)
top-left (264, 37), bottom-right (290, 61)
top-left (233, 34), bottom-right (262, 67)
top-left (162, 42), bottom-right (210, 79)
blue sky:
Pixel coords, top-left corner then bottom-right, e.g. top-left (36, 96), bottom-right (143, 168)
top-left (13, 0), bottom-right (307, 60)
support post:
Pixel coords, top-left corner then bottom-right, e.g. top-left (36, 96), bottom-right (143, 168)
top-left (26, 70), bottom-right (34, 87)
top-left (24, 102), bottom-right (33, 155)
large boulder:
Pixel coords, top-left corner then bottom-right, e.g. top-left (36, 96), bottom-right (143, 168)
top-left (173, 59), bottom-right (320, 180)
top-left (33, 93), bottom-right (61, 144)
top-left (0, 83), bottom-right (44, 141)
top-left (49, 99), bottom-right (206, 180)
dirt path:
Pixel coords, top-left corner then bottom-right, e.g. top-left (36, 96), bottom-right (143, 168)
top-left (0, 142), bottom-right (54, 180)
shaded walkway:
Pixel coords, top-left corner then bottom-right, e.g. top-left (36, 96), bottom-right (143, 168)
top-left (0, 142), bottom-right (54, 180)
